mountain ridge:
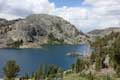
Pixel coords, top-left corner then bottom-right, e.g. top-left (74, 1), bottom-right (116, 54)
top-left (0, 14), bottom-right (87, 48)
top-left (88, 27), bottom-right (120, 36)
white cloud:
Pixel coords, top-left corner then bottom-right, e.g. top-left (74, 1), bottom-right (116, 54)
top-left (0, 13), bottom-right (21, 19)
top-left (81, 0), bottom-right (120, 32)
top-left (53, 0), bottom-right (120, 32)
top-left (0, 0), bottom-right (55, 19)
top-left (0, 0), bottom-right (119, 32)
top-left (52, 7), bottom-right (89, 30)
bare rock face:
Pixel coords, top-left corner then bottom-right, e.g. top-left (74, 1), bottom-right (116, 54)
top-left (0, 18), bottom-right (22, 48)
top-left (0, 14), bottom-right (87, 48)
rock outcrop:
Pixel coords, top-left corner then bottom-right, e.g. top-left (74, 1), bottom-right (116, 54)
top-left (0, 14), bottom-right (87, 48)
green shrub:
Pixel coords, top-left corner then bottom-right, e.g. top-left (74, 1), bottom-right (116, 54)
top-left (32, 64), bottom-right (63, 80)
top-left (3, 60), bottom-right (20, 80)
top-left (72, 58), bottom-right (86, 73)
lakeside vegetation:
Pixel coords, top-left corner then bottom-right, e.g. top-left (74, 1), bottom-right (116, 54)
top-left (2, 58), bottom-right (118, 80)
top-left (2, 32), bottom-right (120, 80)
top-left (3, 59), bottom-right (118, 80)
top-left (90, 32), bottom-right (120, 74)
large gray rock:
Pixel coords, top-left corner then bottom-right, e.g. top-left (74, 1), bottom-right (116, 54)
top-left (0, 14), bottom-right (87, 48)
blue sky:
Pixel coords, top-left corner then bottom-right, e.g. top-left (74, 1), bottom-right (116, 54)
top-left (49, 0), bottom-right (84, 7)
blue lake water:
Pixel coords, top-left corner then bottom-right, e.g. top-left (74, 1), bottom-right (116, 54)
top-left (0, 44), bottom-right (91, 77)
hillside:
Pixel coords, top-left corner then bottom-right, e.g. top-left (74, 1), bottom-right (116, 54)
top-left (88, 27), bottom-right (120, 37)
top-left (87, 27), bottom-right (120, 42)
top-left (0, 14), bottom-right (87, 48)
top-left (89, 31), bottom-right (120, 76)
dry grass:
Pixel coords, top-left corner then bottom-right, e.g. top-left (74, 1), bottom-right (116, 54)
top-left (63, 73), bottom-right (88, 80)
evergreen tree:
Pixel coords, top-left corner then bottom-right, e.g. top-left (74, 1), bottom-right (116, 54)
top-left (3, 60), bottom-right (20, 80)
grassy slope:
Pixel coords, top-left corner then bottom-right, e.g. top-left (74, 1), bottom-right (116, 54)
top-left (63, 73), bottom-right (118, 80)
top-left (63, 73), bottom-right (88, 80)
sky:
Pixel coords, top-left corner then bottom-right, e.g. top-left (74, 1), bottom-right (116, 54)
top-left (49, 0), bottom-right (84, 7)
top-left (0, 0), bottom-right (120, 32)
